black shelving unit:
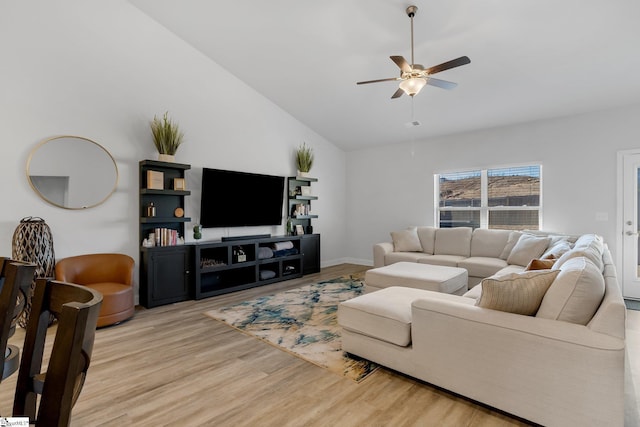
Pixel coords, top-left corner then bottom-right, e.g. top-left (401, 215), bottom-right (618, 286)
top-left (288, 176), bottom-right (320, 274)
top-left (139, 160), bottom-right (192, 308)
top-left (288, 176), bottom-right (318, 234)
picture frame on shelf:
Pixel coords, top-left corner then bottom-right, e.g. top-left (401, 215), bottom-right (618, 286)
top-left (301, 186), bottom-right (312, 196)
top-left (173, 178), bottom-right (186, 191)
top-left (146, 170), bottom-right (164, 190)
top-left (295, 224), bottom-right (304, 235)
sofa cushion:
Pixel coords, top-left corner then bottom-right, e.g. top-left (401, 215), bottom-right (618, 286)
top-left (418, 255), bottom-right (467, 268)
top-left (338, 286), bottom-right (430, 347)
top-left (463, 283), bottom-right (482, 300)
top-left (574, 233), bottom-right (604, 253)
top-left (458, 257), bottom-right (509, 279)
top-left (470, 228), bottom-right (512, 258)
top-left (385, 251), bottom-right (431, 265)
top-left (434, 227), bottom-right (472, 256)
top-left (494, 264), bottom-right (527, 276)
top-left (537, 257), bottom-right (605, 325)
top-left (553, 234), bottom-right (604, 271)
top-left (476, 269), bottom-right (559, 315)
top-left (525, 258), bottom-right (556, 271)
top-left (499, 231), bottom-right (523, 260)
top-left (416, 226), bottom-right (436, 255)
top-left (506, 234), bottom-right (551, 267)
top-left (390, 227), bottom-right (423, 252)
top-left (540, 239), bottom-right (572, 259)
top-left (554, 246), bottom-right (604, 272)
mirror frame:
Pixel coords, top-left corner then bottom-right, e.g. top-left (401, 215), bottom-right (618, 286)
top-left (26, 135), bottom-right (119, 210)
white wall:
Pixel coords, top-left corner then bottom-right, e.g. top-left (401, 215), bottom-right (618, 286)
top-left (346, 103), bottom-right (640, 265)
top-left (4, 1), bottom-right (640, 290)
top-left (0, 0), bottom-right (348, 299)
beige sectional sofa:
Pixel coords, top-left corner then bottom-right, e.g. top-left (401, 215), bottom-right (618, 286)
top-left (340, 227), bottom-right (626, 426)
top-left (374, 226), bottom-right (573, 286)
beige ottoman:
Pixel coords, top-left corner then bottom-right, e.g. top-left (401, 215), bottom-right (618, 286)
top-left (365, 262), bottom-right (468, 295)
top-left (338, 286), bottom-right (430, 347)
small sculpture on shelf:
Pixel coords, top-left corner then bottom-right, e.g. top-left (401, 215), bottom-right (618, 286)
top-left (286, 217), bottom-right (294, 235)
top-left (292, 204), bottom-right (307, 217)
top-left (146, 203), bottom-right (156, 217)
top-left (233, 246), bottom-right (247, 263)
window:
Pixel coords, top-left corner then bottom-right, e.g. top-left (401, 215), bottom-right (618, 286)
top-left (436, 165), bottom-right (541, 230)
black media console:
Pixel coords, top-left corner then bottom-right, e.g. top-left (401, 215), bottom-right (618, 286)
top-left (193, 234), bottom-right (307, 299)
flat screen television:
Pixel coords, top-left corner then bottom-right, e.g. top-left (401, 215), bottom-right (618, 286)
top-left (200, 168), bottom-right (285, 228)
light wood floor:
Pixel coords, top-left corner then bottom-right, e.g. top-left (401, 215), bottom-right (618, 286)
top-left (0, 263), bottom-right (638, 426)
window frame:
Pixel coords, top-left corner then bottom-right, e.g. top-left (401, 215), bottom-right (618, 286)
top-left (434, 164), bottom-right (542, 230)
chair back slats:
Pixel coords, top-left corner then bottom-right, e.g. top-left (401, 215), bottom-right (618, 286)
top-left (0, 257), bottom-right (36, 381)
top-left (13, 278), bottom-right (102, 426)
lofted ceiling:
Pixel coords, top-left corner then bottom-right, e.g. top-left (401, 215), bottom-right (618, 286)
top-left (131, 0), bottom-right (640, 151)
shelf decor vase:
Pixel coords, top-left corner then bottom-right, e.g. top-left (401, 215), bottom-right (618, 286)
top-left (158, 154), bottom-right (175, 162)
top-left (295, 142), bottom-right (313, 178)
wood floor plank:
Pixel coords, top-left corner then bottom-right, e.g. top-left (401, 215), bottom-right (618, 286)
top-left (0, 263), bottom-right (636, 426)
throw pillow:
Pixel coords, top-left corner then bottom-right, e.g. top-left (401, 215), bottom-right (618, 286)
top-left (525, 258), bottom-right (556, 271)
top-left (536, 256), bottom-right (605, 325)
top-left (552, 234), bottom-right (604, 272)
top-left (476, 270), bottom-right (559, 316)
top-left (499, 231), bottom-right (523, 260)
top-left (390, 228), bottom-right (423, 252)
top-left (540, 239), bottom-right (572, 260)
top-left (506, 234), bottom-right (551, 267)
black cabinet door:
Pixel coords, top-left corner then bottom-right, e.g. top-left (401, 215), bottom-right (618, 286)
top-left (141, 246), bottom-right (190, 308)
top-left (300, 234), bottom-right (320, 275)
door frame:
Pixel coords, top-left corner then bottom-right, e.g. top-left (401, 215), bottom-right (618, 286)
top-left (616, 149), bottom-right (640, 299)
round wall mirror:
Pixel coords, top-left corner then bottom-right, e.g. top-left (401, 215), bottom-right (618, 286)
top-left (26, 136), bottom-right (119, 209)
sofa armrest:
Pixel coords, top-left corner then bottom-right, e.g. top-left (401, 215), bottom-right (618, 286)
top-left (409, 295), bottom-right (624, 427)
top-left (373, 242), bottom-right (394, 268)
top-left (412, 296), bottom-right (623, 348)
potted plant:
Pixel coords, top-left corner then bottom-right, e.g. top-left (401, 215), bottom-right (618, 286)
top-left (296, 142), bottom-right (314, 177)
top-left (150, 112), bottom-right (184, 162)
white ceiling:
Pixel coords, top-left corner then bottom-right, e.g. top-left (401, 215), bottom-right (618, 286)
top-left (131, 0), bottom-right (640, 151)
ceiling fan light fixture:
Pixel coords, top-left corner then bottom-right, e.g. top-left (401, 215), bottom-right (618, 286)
top-left (399, 77), bottom-right (426, 96)
top-left (356, 4), bottom-right (469, 99)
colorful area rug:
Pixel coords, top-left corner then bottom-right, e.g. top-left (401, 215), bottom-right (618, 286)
top-left (205, 275), bottom-right (379, 382)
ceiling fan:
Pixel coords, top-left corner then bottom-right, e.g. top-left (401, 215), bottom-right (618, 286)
top-left (357, 5), bottom-right (470, 99)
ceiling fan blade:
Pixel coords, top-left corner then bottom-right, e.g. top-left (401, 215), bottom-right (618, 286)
top-left (356, 77), bottom-right (400, 85)
top-left (425, 56), bottom-right (471, 75)
top-left (390, 56), bottom-right (411, 73)
top-left (426, 77), bottom-right (458, 90)
top-left (391, 88), bottom-right (404, 99)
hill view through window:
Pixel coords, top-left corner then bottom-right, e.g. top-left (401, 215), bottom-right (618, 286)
top-left (437, 165), bottom-right (541, 230)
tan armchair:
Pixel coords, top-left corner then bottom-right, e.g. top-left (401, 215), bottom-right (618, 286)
top-left (55, 253), bottom-right (134, 327)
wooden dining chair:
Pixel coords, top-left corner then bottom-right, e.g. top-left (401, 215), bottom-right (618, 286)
top-left (13, 278), bottom-right (102, 426)
top-left (0, 257), bottom-right (36, 381)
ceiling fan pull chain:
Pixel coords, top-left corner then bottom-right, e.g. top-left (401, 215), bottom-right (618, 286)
top-left (411, 96), bottom-right (415, 122)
